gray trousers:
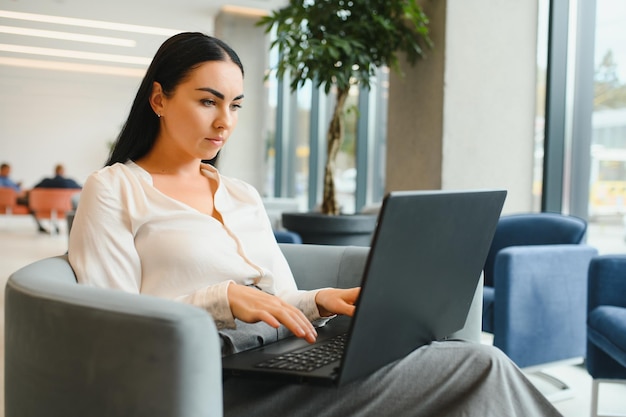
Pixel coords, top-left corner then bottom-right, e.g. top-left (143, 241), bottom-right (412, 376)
top-left (223, 341), bottom-right (562, 417)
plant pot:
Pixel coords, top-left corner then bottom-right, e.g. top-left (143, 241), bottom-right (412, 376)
top-left (281, 212), bottom-right (378, 246)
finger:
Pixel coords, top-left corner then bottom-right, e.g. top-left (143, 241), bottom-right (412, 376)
top-left (331, 301), bottom-right (357, 317)
top-left (346, 287), bottom-right (361, 302)
top-left (255, 310), bottom-right (281, 329)
top-left (246, 294), bottom-right (316, 342)
top-left (315, 287), bottom-right (360, 317)
top-left (228, 284), bottom-right (317, 342)
top-left (273, 305), bottom-right (317, 342)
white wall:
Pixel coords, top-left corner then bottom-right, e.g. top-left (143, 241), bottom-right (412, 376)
top-left (0, 0), bottom-right (540, 214)
top-left (0, 66), bottom-right (137, 187)
top-left (0, 1), bottom-right (219, 188)
top-left (214, 11), bottom-right (271, 191)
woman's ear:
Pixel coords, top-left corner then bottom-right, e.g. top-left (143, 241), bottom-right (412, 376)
top-left (150, 81), bottom-right (165, 117)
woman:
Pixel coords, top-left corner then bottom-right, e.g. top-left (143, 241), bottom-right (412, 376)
top-left (69, 32), bottom-right (562, 416)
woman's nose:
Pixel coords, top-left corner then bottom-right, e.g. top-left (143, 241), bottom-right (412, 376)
top-left (213, 108), bottom-right (232, 130)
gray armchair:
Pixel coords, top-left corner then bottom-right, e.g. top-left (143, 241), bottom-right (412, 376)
top-left (5, 243), bottom-right (483, 417)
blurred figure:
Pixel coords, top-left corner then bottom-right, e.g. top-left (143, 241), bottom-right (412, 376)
top-left (31, 164), bottom-right (82, 234)
top-left (34, 164), bottom-right (82, 189)
top-left (0, 163), bottom-right (23, 194)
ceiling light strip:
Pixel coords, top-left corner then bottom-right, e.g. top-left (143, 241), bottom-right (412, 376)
top-left (0, 10), bottom-right (181, 36)
top-left (0, 56), bottom-right (145, 77)
top-left (0, 43), bottom-right (151, 65)
top-left (220, 5), bottom-right (269, 17)
top-left (0, 25), bottom-right (136, 47)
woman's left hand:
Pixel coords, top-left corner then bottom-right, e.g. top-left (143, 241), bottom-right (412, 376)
top-left (315, 287), bottom-right (360, 318)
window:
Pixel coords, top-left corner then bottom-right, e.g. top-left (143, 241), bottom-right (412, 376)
top-left (265, 50), bottom-right (388, 214)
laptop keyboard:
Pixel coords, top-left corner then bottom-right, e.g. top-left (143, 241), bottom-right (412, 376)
top-left (255, 333), bottom-right (347, 372)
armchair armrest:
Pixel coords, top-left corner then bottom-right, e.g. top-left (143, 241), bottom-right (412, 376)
top-left (588, 254), bottom-right (626, 312)
top-left (279, 243), bottom-right (483, 343)
top-left (5, 256), bottom-right (222, 417)
top-left (586, 254), bottom-right (626, 379)
top-left (493, 244), bottom-right (598, 368)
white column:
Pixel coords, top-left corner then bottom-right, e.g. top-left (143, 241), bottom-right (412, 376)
top-left (214, 10), bottom-right (270, 193)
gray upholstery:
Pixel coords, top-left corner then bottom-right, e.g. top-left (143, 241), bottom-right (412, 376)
top-left (5, 255), bottom-right (222, 417)
top-left (5, 243), bottom-right (483, 417)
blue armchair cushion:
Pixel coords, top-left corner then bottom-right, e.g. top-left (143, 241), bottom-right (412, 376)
top-left (588, 306), bottom-right (626, 369)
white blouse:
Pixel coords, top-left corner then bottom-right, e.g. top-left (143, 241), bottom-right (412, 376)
top-left (68, 161), bottom-right (323, 329)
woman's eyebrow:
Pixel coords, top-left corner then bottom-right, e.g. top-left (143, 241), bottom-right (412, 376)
top-left (196, 87), bottom-right (244, 101)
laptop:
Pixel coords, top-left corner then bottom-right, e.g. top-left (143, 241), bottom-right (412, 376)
top-left (222, 189), bottom-right (507, 386)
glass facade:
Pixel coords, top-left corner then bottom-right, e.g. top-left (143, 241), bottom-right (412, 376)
top-left (533, 0), bottom-right (550, 212)
top-left (585, 0), bottom-right (626, 252)
top-left (264, 42), bottom-right (388, 214)
top-left (264, 0), bottom-right (626, 253)
top-left (534, 0), bottom-right (626, 253)
top-left (589, 0), bottom-right (626, 219)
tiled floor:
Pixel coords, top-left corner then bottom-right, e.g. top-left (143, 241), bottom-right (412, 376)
top-left (0, 215), bottom-right (625, 416)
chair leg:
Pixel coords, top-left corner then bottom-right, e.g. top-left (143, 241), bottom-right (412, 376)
top-left (591, 378), bottom-right (626, 417)
top-left (1, 208), bottom-right (11, 230)
top-left (51, 209), bottom-right (58, 236)
top-left (592, 379), bottom-right (600, 417)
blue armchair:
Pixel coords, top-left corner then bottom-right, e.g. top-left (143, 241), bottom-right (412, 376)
top-left (587, 255), bottom-right (626, 417)
top-left (273, 230), bottom-right (302, 244)
top-left (482, 213), bottom-right (598, 370)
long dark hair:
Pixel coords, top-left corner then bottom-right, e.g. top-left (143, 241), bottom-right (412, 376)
top-left (105, 32), bottom-right (244, 166)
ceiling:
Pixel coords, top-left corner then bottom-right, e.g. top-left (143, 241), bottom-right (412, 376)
top-left (0, 0), bottom-right (287, 77)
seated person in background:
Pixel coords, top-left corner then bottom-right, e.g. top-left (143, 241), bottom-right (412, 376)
top-left (0, 162), bottom-right (24, 194)
top-left (31, 164), bottom-right (82, 233)
top-left (0, 163), bottom-right (29, 214)
top-left (68, 32), bottom-right (562, 417)
top-left (34, 164), bottom-right (82, 189)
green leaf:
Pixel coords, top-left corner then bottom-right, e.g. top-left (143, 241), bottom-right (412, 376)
top-left (258, 0), bottom-right (432, 93)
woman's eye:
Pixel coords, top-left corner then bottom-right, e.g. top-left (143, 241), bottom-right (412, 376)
top-left (201, 99), bottom-right (216, 107)
top-left (231, 103), bottom-right (243, 111)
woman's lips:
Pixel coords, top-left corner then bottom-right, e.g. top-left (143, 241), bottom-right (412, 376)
top-left (206, 137), bottom-right (224, 145)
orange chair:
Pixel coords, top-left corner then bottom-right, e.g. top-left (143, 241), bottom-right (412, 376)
top-left (0, 187), bottom-right (28, 216)
top-left (0, 187), bottom-right (17, 215)
top-left (28, 188), bottom-right (80, 235)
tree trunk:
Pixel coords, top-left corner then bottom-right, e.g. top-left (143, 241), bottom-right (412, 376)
top-left (321, 86), bottom-right (350, 215)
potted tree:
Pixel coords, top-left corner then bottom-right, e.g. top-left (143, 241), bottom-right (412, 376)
top-left (259, 0), bottom-right (432, 245)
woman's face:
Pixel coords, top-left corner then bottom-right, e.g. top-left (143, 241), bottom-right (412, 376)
top-left (154, 60), bottom-right (244, 161)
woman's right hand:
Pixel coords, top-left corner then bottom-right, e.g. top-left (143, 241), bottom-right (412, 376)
top-left (227, 283), bottom-right (318, 343)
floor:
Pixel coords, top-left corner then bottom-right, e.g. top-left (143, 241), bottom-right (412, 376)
top-left (0, 215), bottom-right (625, 416)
